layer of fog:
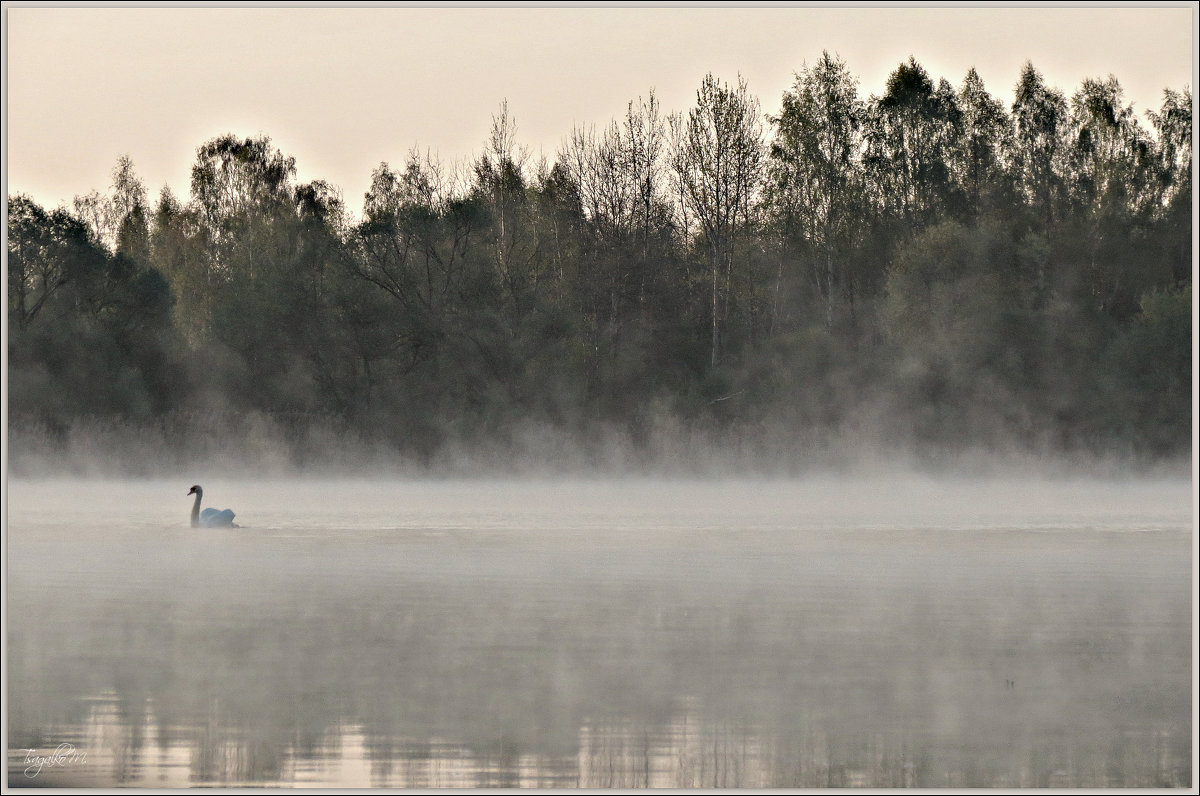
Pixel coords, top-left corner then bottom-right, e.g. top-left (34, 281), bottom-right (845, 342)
top-left (5, 409), bottom-right (1192, 481)
top-left (6, 478), bottom-right (1192, 787)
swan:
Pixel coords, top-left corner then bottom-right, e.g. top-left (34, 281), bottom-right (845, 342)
top-left (187, 485), bottom-right (237, 528)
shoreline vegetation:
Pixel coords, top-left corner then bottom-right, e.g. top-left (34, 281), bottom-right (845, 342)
top-left (7, 56), bottom-right (1192, 477)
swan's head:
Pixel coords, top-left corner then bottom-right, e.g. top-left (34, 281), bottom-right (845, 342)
top-left (187, 485), bottom-right (202, 496)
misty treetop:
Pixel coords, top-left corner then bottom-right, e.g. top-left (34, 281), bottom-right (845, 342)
top-left (7, 56), bottom-right (1192, 473)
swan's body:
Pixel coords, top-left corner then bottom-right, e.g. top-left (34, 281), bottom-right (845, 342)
top-left (188, 485), bottom-right (237, 528)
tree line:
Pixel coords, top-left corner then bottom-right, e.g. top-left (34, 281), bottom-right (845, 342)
top-left (7, 56), bottom-right (1192, 472)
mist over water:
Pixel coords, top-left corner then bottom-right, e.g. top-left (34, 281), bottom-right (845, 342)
top-left (7, 411), bottom-right (1192, 482)
top-left (5, 477), bottom-right (1192, 788)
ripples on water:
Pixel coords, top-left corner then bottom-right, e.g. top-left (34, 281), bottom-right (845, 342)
top-left (6, 479), bottom-right (1193, 788)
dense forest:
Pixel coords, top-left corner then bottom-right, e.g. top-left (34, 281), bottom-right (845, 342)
top-left (6, 56), bottom-right (1193, 475)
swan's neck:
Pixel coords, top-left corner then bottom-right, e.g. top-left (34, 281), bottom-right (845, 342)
top-left (191, 490), bottom-right (202, 528)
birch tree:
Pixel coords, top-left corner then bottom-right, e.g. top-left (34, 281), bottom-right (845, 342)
top-left (768, 51), bottom-right (865, 330)
top-left (670, 73), bottom-right (765, 367)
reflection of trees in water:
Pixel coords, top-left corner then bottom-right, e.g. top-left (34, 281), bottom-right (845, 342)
top-left (8, 533), bottom-right (1193, 787)
top-left (28, 688), bottom-right (1189, 788)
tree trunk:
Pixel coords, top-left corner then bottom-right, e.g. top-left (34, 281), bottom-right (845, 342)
top-left (825, 243), bottom-right (834, 330)
top-left (711, 247), bottom-right (721, 367)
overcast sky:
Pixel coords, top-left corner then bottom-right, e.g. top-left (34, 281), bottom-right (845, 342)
top-left (5, 5), bottom-right (1195, 218)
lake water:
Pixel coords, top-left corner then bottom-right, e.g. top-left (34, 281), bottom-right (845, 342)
top-left (5, 478), bottom-right (1194, 788)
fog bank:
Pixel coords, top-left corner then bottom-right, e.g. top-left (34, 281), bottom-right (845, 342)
top-left (5, 409), bottom-right (1192, 481)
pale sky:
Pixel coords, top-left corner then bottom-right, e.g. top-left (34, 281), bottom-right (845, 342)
top-left (4, 5), bottom-right (1195, 218)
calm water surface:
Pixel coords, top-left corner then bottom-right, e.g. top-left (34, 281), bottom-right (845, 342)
top-left (6, 478), bottom-right (1193, 788)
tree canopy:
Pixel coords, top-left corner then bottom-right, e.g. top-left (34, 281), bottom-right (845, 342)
top-left (7, 56), bottom-right (1192, 473)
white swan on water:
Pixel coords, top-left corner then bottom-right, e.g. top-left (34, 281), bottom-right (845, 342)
top-left (188, 485), bottom-right (237, 528)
